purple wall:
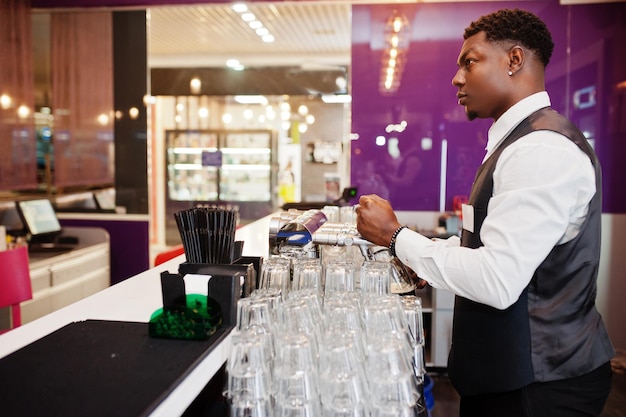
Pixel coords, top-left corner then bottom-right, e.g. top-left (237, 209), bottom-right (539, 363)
top-left (351, 1), bottom-right (626, 213)
top-left (59, 218), bottom-right (149, 285)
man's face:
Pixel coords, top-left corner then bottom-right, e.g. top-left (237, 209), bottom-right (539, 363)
top-left (452, 31), bottom-right (512, 121)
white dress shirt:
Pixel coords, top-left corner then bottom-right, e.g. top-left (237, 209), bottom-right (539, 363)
top-left (395, 92), bottom-right (596, 310)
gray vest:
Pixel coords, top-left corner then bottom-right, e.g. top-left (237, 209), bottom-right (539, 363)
top-left (448, 107), bottom-right (614, 396)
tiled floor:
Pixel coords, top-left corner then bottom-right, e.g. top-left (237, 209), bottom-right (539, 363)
top-left (427, 370), bottom-right (626, 417)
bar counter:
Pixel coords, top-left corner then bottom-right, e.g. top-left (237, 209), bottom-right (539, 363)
top-left (0, 214), bottom-right (273, 417)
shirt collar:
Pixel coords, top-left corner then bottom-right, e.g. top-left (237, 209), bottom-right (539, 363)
top-left (485, 91), bottom-right (551, 157)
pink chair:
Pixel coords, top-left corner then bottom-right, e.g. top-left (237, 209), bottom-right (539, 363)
top-left (0, 246), bottom-right (33, 334)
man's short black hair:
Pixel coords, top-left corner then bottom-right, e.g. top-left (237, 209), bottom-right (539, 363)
top-left (464, 8), bottom-right (554, 67)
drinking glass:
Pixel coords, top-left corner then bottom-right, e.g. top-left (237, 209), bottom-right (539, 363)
top-left (224, 331), bottom-right (273, 402)
top-left (320, 245), bottom-right (347, 272)
top-left (360, 260), bottom-right (391, 297)
top-left (321, 205), bottom-right (339, 222)
top-left (235, 297), bottom-right (276, 365)
top-left (236, 296), bottom-right (275, 334)
top-left (362, 295), bottom-right (409, 335)
top-left (318, 335), bottom-right (370, 416)
top-left (260, 259), bottom-right (291, 295)
top-left (275, 297), bottom-right (320, 360)
top-left (292, 258), bottom-right (323, 293)
top-left (228, 399), bottom-right (273, 417)
top-left (324, 260), bottom-right (355, 294)
top-left (370, 404), bottom-right (426, 417)
top-left (273, 333), bottom-right (320, 405)
top-left (402, 295), bottom-right (425, 347)
top-left (411, 343), bottom-right (427, 383)
top-left (274, 400), bottom-right (322, 417)
top-left (339, 205), bottom-right (357, 225)
top-left (322, 295), bottom-right (366, 360)
top-left (366, 338), bottom-right (420, 409)
top-left (369, 247), bottom-right (416, 295)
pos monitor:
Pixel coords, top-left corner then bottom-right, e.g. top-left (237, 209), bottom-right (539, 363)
top-left (15, 198), bottom-right (63, 244)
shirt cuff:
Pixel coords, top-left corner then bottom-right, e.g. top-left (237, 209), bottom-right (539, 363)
top-left (394, 227), bottom-right (435, 265)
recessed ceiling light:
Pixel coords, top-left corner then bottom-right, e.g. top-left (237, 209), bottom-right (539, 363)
top-left (226, 59), bottom-right (240, 68)
top-left (234, 95), bottom-right (268, 105)
top-left (232, 3), bottom-right (247, 13)
top-left (321, 95), bottom-right (352, 104)
top-left (241, 12), bottom-right (256, 22)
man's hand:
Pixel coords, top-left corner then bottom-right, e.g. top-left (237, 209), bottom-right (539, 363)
top-left (355, 194), bottom-right (401, 247)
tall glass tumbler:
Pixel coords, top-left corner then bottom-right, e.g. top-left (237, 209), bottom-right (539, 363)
top-left (292, 258), bottom-right (323, 294)
top-left (324, 260), bottom-right (355, 294)
top-left (318, 335), bottom-right (370, 416)
top-left (273, 333), bottom-right (320, 406)
top-left (260, 258), bottom-right (291, 295)
top-left (360, 260), bottom-right (392, 297)
top-left (224, 331), bottom-right (274, 402)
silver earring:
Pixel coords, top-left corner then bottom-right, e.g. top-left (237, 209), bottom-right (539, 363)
top-left (508, 70), bottom-right (513, 76)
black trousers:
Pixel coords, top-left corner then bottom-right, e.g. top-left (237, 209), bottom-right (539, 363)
top-left (459, 361), bottom-right (613, 417)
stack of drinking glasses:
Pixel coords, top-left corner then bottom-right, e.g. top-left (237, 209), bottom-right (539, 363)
top-left (224, 254), bottom-right (427, 416)
top-left (258, 257), bottom-right (291, 296)
top-left (363, 295), bottom-right (425, 416)
top-left (402, 296), bottom-right (427, 385)
top-left (225, 295), bottom-right (277, 415)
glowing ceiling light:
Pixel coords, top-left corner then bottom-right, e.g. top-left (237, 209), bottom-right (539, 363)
top-left (234, 95), bottom-right (268, 105)
top-left (17, 105), bottom-right (30, 118)
top-left (232, 3), bottom-right (247, 13)
top-left (393, 17), bottom-right (403, 32)
top-left (321, 95), bottom-right (352, 104)
top-left (0, 94), bottom-right (11, 109)
top-left (241, 12), bottom-right (255, 22)
top-left (226, 59), bottom-right (241, 68)
top-left (190, 77), bottom-right (201, 94)
top-left (97, 113), bottom-right (109, 125)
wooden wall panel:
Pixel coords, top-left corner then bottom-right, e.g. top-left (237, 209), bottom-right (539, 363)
top-left (0, 0), bottom-right (36, 191)
top-left (50, 11), bottom-right (114, 190)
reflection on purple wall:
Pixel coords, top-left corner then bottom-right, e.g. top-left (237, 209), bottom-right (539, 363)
top-left (351, 1), bottom-right (626, 213)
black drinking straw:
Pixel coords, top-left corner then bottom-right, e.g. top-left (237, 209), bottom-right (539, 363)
top-left (175, 207), bottom-right (237, 264)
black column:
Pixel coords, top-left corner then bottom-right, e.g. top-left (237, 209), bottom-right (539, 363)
top-left (113, 10), bottom-right (148, 214)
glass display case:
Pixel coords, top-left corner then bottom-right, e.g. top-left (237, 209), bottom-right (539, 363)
top-left (166, 129), bottom-right (275, 203)
top-left (166, 131), bottom-right (219, 201)
top-left (164, 129), bottom-right (277, 245)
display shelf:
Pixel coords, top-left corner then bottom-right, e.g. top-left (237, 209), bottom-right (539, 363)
top-left (165, 129), bottom-right (276, 204)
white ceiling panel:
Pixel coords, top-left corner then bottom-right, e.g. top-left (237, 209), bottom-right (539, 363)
top-left (147, 2), bottom-right (352, 68)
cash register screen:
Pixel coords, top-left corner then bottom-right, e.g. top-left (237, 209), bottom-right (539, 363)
top-left (16, 199), bottom-right (62, 238)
